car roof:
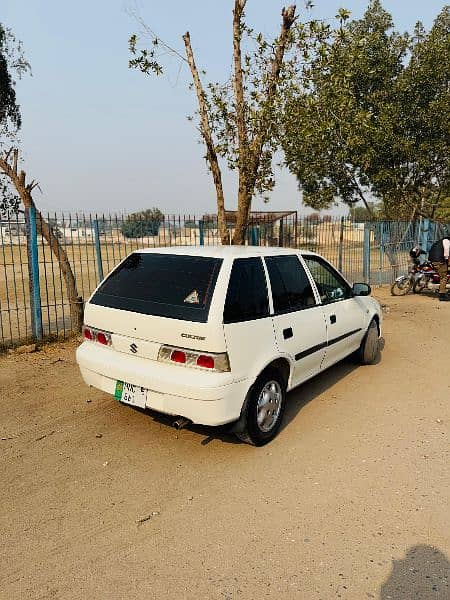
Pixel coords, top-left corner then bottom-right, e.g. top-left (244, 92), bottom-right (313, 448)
top-left (136, 246), bottom-right (316, 258)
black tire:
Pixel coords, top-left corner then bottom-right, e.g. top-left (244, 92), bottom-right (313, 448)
top-left (358, 319), bottom-right (380, 365)
top-left (236, 367), bottom-right (287, 446)
top-left (390, 278), bottom-right (412, 296)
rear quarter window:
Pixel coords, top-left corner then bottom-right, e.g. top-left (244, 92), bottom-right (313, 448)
top-left (90, 253), bottom-right (222, 322)
top-left (223, 258), bottom-right (269, 323)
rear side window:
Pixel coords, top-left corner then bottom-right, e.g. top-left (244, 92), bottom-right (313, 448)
top-left (224, 258), bottom-right (269, 323)
top-left (265, 255), bottom-right (317, 314)
top-left (90, 253), bottom-right (222, 322)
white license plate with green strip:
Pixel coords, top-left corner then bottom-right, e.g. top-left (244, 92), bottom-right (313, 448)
top-left (114, 381), bottom-right (147, 409)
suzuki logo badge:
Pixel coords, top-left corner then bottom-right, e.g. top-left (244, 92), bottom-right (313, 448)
top-left (130, 343), bottom-right (138, 354)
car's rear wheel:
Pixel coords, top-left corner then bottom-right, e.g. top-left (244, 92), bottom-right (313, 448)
top-left (236, 367), bottom-right (287, 446)
top-left (358, 319), bottom-right (380, 365)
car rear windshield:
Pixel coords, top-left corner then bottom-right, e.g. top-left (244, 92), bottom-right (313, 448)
top-left (90, 253), bottom-right (222, 322)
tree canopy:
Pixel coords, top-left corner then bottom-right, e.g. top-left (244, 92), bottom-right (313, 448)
top-left (0, 23), bottom-right (30, 216)
top-left (121, 207), bottom-right (165, 238)
top-left (0, 25), bottom-right (22, 135)
top-left (281, 1), bottom-right (450, 221)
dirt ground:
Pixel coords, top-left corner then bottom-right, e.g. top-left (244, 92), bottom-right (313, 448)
top-left (0, 287), bottom-right (449, 600)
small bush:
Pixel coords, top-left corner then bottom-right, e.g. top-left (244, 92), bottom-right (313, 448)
top-left (121, 208), bottom-right (164, 239)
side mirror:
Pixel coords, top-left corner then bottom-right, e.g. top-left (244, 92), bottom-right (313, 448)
top-left (353, 282), bottom-right (371, 296)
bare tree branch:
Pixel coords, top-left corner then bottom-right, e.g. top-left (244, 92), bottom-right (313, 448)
top-left (182, 32), bottom-right (229, 245)
top-left (128, 7), bottom-right (187, 64)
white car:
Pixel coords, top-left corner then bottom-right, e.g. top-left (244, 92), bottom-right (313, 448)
top-left (76, 246), bottom-right (382, 445)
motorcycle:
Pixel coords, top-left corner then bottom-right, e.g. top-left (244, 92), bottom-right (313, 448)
top-left (413, 262), bottom-right (450, 294)
top-left (390, 246), bottom-right (450, 296)
top-left (390, 258), bottom-right (423, 296)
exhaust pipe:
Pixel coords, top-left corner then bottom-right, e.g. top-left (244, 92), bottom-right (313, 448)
top-left (173, 417), bottom-right (192, 430)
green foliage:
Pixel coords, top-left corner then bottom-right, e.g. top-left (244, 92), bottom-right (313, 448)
top-left (388, 6), bottom-right (450, 218)
top-left (434, 196), bottom-right (450, 222)
top-left (0, 24), bottom-right (28, 138)
top-left (121, 208), bottom-right (164, 239)
top-left (281, 1), bottom-right (450, 220)
top-left (128, 34), bottom-right (163, 76)
top-left (0, 23), bottom-right (30, 216)
top-left (349, 202), bottom-right (381, 222)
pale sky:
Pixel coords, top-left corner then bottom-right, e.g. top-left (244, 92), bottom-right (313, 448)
top-left (2, 0), bottom-right (448, 216)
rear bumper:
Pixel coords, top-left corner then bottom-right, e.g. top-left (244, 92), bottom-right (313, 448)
top-left (76, 342), bottom-right (249, 426)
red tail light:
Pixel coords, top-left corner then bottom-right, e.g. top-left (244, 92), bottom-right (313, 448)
top-left (158, 346), bottom-right (230, 372)
top-left (82, 326), bottom-right (111, 346)
top-left (96, 332), bottom-right (109, 345)
top-left (196, 355), bottom-right (214, 369)
top-left (171, 350), bottom-right (187, 363)
top-left (83, 326), bottom-right (94, 341)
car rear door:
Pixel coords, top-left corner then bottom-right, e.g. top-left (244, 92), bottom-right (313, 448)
top-left (264, 254), bottom-right (327, 388)
top-left (223, 257), bottom-right (278, 382)
top-left (302, 255), bottom-right (367, 369)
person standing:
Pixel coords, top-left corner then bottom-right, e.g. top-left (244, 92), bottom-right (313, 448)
top-left (427, 236), bottom-right (450, 301)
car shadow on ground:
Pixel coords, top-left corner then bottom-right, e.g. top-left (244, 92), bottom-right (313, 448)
top-left (283, 336), bottom-right (385, 428)
top-left (379, 544), bottom-right (450, 599)
top-left (281, 356), bottom-right (359, 432)
top-left (140, 407), bottom-right (238, 445)
top-left (141, 339), bottom-right (385, 446)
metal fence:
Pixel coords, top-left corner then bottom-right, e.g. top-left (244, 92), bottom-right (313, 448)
top-left (0, 210), bottom-right (447, 349)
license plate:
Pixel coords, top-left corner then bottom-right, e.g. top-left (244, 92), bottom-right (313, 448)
top-left (114, 381), bottom-right (147, 408)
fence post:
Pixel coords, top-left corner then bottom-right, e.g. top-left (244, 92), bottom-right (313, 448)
top-left (199, 220), bottom-right (204, 246)
top-left (294, 211), bottom-right (298, 247)
top-left (93, 218), bottom-right (104, 283)
top-left (363, 222), bottom-right (371, 284)
top-left (378, 223), bottom-right (384, 286)
top-left (26, 206), bottom-right (43, 341)
top-left (338, 216), bottom-right (345, 272)
top-left (278, 218), bottom-right (284, 247)
top-left (420, 218), bottom-right (430, 252)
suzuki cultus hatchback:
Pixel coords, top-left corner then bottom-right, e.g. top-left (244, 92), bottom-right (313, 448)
top-left (76, 247), bottom-right (382, 445)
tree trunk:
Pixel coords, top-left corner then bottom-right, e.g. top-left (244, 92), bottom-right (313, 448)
top-left (231, 0), bottom-right (250, 246)
top-left (0, 150), bottom-right (84, 332)
top-left (232, 189), bottom-right (252, 245)
top-left (232, 5), bottom-right (297, 245)
top-left (182, 32), bottom-right (229, 245)
top-left (35, 211), bottom-right (84, 331)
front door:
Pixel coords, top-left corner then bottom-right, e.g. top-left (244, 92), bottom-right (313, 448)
top-left (264, 254), bottom-right (327, 388)
top-left (302, 255), bottom-right (367, 369)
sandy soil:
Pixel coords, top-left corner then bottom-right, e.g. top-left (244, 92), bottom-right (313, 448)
top-left (0, 287), bottom-right (449, 600)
